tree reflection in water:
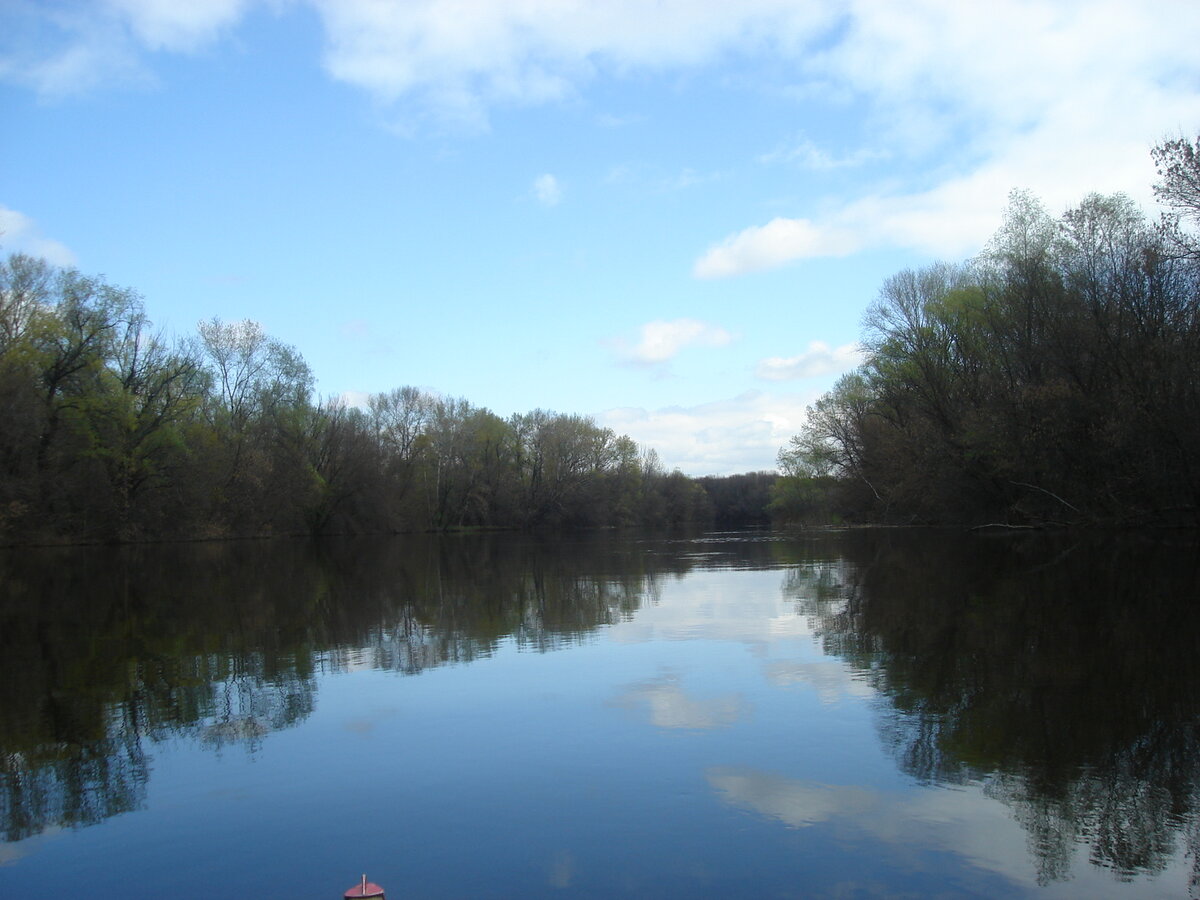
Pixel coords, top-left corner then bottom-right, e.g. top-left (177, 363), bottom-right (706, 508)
top-left (0, 532), bottom-right (672, 842)
top-left (3, 528), bottom-right (1198, 893)
top-left (785, 529), bottom-right (1200, 890)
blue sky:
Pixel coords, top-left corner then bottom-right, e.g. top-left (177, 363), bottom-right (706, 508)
top-left (3, 1), bottom-right (1198, 474)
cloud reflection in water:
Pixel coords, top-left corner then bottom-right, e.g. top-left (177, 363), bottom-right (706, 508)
top-left (612, 674), bottom-right (747, 730)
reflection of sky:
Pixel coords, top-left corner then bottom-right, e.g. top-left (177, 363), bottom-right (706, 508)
top-left (611, 673), bottom-right (747, 729)
top-left (600, 564), bottom-right (1197, 896)
top-left (6, 554), bottom-right (1193, 898)
top-left (707, 767), bottom-right (1195, 898)
top-left (764, 660), bottom-right (875, 705)
top-left (0, 828), bottom-right (62, 866)
top-left (608, 568), bottom-right (816, 648)
top-left (545, 849), bottom-right (573, 889)
top-left (605, 567), bottom-right (872, 711)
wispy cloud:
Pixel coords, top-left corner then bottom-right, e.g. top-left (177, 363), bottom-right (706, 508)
top-left (755, 341), bottom-right (864, 381)
top-left (8, 0), bottom-right (1199, 276)
top-left (337, 389), bottom-right (371, 409)
top-left (309, 0), bottom-right (836, 116)
top-left (0, 206), bottom-right (76, 266)
top-left (695, 119), bottom-right (1172, 279)
top-left (609, 318), bottom-right (733, 366)
top-left (664, 168), bottom-right (723, 191)
top-left (602, 164), bottom-right (722, 193)
top-left (109, 0), bottom-right (252, 52)
top-left (758, 136), bottom-right (888, 171)
top-left (595, 111), bottom-right (646, 128)
top-left (533, 173), bottom-right (562, 206)
top-left (0, 0), bottom-right (251, 97)
top-left (4, 2), bottom-right (840, 109)
top-left (600, 389), bottom-right (817, 475)
top-left (694, 1), bottom-right (1200, 276)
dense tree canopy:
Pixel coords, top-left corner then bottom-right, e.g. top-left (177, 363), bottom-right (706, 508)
top-left (774, 137), bottom-right (1200, 527)
top-left (0, 258), bottom-right (767, 543)
top-left (14, 141), bottom-right (1192, 538)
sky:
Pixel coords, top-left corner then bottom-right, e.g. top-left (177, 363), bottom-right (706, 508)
top-left (2, 0), bottom-right (1198, 475)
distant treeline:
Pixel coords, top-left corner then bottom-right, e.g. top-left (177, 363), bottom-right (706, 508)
top-left (0, 255), bottom-right (776, 543)
top-left (771, 134), bottom-right (1200, 528)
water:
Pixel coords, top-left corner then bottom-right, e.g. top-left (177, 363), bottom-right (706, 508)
top-left (1, 529), bottom-right (1197, 898)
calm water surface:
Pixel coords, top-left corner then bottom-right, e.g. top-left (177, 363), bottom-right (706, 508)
top-left (1, 529), bottom-right (1198, 898)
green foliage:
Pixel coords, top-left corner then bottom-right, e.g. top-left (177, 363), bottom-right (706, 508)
top-left (777, 143), bottom-right (1200, 526)
top-left (0, 255), bottom-right (728, 542)
top-left (767, 472), bottom-right (839, 525)
top-left (696, 471), bottom-right (775, 526)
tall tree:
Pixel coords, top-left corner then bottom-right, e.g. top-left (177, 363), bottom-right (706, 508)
top-left (1152, 132), bottom-right (1200, 257)
top-left (776, 174), bottom-right (1200, 526)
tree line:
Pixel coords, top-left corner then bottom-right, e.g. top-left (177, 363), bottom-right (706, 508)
top-left (772, 134), bottom-right (1200, 527)
top-left (0, 255), bottom-right (778, 543)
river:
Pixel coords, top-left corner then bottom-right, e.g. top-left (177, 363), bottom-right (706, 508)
top-left (1, 529), bottom-right (1197, 898)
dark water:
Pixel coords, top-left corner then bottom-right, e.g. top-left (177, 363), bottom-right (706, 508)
top-left (1, 529), bottom-right (1198, 898)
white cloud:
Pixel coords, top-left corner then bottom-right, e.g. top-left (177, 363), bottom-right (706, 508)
top-left (308, 0), bottom-right (838, 115)
top-left (338, 389), bottom-right (371, 409)
top-left (600, 389), bottom-right (817, 475)
top-left (4, 1), bottom-right (840, 103)
top-left (696, 0), bottom-right (1200, 276)
top-left (8, 0), bottom-right (1198, 275)
top-left (0, 206), bottom-right (76, 266)
top-left (0, 9), bottom-right (141, 97)
top-left (693, 124), bottom-right (1178, 278)
top-left (609, 318), bottom-right (733, 366)
top-left (755, 341), bottom-right (864, 381)
top-left (533, 173), bottom-right (562, 206)
top-left (11, 0), bottom-right (1196, 181)
top-left (106, 0), bottom-right (253, 52)
top-left (693, 218), bottom-right (860, 279)
top-left (0, 0), bottom-right (260, 98)
top-left (815, 0), bottom-right (1199, 158)
top-left (0, 0), bottom-right (256, 97)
